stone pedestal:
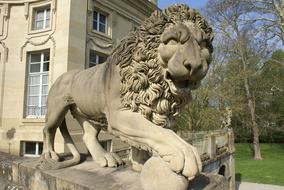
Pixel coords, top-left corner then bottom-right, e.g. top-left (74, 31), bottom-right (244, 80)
top-left (141, 157), bottom-right (226, 190)
top-left (0, 153), bottom-right (226, 190)
top-left (141, 157), bottom-right (189, 190)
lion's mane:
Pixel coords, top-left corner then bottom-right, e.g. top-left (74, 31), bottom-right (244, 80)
top-left (109, 4), bottom-right (213, 128)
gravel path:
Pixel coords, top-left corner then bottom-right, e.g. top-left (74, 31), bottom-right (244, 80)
top-left (237, 182), bottom-right (284, 190)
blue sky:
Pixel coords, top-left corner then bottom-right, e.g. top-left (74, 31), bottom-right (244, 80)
top-left (158, 0), bottom-right (208, 9)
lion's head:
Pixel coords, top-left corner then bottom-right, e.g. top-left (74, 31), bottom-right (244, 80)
top-left (110, 4), bottom-right (213, 128)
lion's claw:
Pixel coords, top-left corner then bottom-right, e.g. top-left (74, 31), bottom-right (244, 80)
top-left (95, 152), bottom-right (123, 167)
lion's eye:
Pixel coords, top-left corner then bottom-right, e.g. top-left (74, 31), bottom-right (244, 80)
top-left (166, 39), bottom-right (178, 45)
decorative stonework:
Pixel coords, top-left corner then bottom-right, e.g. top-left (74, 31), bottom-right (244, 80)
top-left (3, 3), bottom-right (9, 18)
top-left (87, 37), bottom-right (113, 49)
top-left (20, 35), bottom-right (56, 61)
top-left (0, 7), bottom-right (9, 40)
top-left (27, 0), bottom-right (57, 17)
top-left (51, 0), bottom-right (57, 12)
top-left (0, 41), bottom-right (8, 63)
top-left (24, 3), bottom-right (29, 18)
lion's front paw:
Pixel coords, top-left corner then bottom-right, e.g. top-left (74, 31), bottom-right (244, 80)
top-left (160, 147), bottom-right (185, 173)
top-left (157, 132), bottom-right (202, 180)
top-left (180, 144), bottom-right (202, 180)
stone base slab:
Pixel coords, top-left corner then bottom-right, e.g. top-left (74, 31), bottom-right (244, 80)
top-left (0, 152), bottom-right (226, 190)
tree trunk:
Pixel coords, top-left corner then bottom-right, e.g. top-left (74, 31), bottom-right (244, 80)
top-left (244, 77), bottom-right (263, 160)
top-left (240, 44), bottom-right (263, 159)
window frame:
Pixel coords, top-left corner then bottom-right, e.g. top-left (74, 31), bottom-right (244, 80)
top-left (33, 6), bottom-right (51, 30)
top-left (21, 141), bottom-right (43, 157)
top-left (26, 50), bottom-right (50, 118)
top-left (29, 2), bottom-right (52, 34)
top-left (89, 50), bottom-right (108, 68)
top-left (92, 9), bottom-right (108, 34)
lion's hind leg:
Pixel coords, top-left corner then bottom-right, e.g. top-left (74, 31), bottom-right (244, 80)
top-left (38, 117), bottom-right (81, 170)
top-left (74, 114), bottom-right (123, 167)
top-left (38, 105), bottom-right (67, 169)
top-left (37, 103), bottom-right (80, 170)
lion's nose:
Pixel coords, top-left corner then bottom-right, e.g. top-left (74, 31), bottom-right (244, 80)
top-left (184, 61), bottom-right (202, 76)
top-left (184, 62), bottom-right (192, 71)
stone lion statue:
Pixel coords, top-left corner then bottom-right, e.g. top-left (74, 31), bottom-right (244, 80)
top-left (38, 4), bottom-right (213, 181)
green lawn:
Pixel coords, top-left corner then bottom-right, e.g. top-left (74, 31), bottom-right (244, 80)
top-left (235, 143), bottom-right (284, 186)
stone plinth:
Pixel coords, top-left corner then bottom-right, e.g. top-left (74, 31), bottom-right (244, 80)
top-left (11, 158), bottom-right (141, 190)
top-left (0, 153), bottom-right (226, 190)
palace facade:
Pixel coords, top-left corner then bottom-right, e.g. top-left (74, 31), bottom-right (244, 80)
top-left (0, 0), bottom-right (157, 156)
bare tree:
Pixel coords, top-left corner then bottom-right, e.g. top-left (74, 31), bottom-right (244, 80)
top-left (247, 0), bottom-right (284, 44)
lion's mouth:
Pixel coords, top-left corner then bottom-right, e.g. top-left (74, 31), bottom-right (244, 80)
top-left (165, 71), bottom-right (200, 95)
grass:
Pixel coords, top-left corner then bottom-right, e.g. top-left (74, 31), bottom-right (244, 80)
top-left (235, 143), bottom-right (284, 186)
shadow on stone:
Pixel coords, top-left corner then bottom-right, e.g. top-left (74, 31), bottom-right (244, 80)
top-left (188, 174), bottom-right (226, 190)
top-left (235, 173), bottom-right (242, 190)
top-left (58, 152), bottom-right (88, 163)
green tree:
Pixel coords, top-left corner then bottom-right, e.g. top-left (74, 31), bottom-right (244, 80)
top-left (255, 50), bottom-right (284, 141)
top-left (176, 1), bottom-right (284, 159)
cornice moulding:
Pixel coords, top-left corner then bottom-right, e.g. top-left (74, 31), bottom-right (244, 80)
top-left (0, 0), bottom-right (45, 4)
top-left (98, 0), bottom-right (144, 25)
top-left (122, 0), bottom-right (159, 15)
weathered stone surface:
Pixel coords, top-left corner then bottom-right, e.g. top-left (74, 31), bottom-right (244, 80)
top-left (0, 153), bottom-right (226, 190)
top-left (141, 157), bottom-right (189, 190)
top-left (19, 159), bottom-right (141, 190)
top-left (0, 152), bottom-right (30, 190)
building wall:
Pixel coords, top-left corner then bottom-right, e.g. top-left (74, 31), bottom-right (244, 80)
top-left (0, 0), bottom-right (157, 156)
top-left (0, 0), bottom-right (73, 155)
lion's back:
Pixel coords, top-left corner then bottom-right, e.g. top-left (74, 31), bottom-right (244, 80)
top-left (48, 70), bottom-right (81, 99)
